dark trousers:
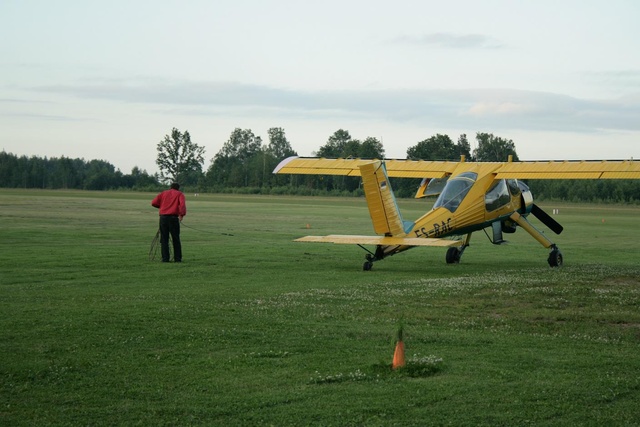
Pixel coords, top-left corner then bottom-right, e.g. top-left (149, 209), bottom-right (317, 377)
top-left (159, 215), bottom-right (182, 262)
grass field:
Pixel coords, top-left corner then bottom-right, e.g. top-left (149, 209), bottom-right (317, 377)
top-left (1, 189), bottom-right (640, 426)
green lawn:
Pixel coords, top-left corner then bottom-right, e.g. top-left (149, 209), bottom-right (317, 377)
top-left (1, 190), bottom-right (639, 426)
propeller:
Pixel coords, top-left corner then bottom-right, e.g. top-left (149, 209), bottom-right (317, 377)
top-left (531, 204), bottom-right (564, 235)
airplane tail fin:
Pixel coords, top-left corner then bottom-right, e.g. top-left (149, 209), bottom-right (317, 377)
top-left (359, 160), bottom-right (413, 236)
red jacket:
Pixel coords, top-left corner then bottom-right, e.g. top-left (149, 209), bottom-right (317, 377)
top-left (151, 189), bottom-right (187, 217)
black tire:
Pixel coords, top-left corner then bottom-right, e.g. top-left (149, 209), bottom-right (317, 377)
top-left (548, 248), bottom-right (563, 267)
top-left (363, 261), bottom-right (373, 271)
top-left (446, 247), bottom-right (461, 264)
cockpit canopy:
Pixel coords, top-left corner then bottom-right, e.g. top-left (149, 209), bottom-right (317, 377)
top-left (484, 178), bottom-right (525, 211)
top-left (432, 172), bottom-right (530, 214)
top-left (433, 172), bottom-right (477, 213)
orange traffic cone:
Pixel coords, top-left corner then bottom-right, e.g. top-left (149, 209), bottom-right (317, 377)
top-left (392, 340), bottom-right (405, 369)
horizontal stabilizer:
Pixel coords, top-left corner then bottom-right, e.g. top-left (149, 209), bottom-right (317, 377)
top-left (295, 235), bottom-right (461, 247)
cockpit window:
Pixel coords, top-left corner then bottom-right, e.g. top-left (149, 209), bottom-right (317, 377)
top-left (485, 179), bottom-right (511, 212)
top-left (433, 172), bottom-right (477, 213)
top-left (507, 179), bottom-right (521, 196)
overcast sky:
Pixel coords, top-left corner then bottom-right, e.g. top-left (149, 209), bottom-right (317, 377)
top-left (2, 0), bottom-right (639, 174)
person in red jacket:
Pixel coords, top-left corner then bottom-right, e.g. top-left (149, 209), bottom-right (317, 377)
top-left (151, 183), bottom-right (187, 262)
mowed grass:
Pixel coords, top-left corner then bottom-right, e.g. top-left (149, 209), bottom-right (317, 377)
top-left (1, 189), bottom-right (640, 426)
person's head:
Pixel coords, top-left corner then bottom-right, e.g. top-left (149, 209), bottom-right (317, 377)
top-left (170, 182), bottom-right (180, 190)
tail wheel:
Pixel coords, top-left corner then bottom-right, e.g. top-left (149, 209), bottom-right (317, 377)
top-left (446, 247), bottom-right (462, 264)
top-left (548, 247), bottom-right (563, 267)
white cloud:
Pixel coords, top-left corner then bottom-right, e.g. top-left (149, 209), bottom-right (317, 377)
top-left (466, 102), bottom-right (536, 116)
top-left (29, 80), bottom-right (640, 134)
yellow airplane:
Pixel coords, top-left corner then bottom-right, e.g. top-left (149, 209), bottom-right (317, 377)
top-left (274, 156), bottom-right (640, 270)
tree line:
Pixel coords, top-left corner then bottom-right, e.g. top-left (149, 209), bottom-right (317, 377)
top-left (156, 127), bottom-right (519, 197)
top-left (0, 151), bottom-right (158, 191)
top-left (2, 127), bottom-right (639, 203)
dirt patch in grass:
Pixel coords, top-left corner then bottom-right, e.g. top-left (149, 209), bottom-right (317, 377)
top-left (603, 276), bottom-right (640, 287)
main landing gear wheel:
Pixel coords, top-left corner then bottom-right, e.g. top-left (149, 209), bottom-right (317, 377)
top-left (446, 247), bottom-right (462, 264)
top-left (548, 246), bottom-right (563, 267)
top-left (363, 261), bottom-right (373, 271)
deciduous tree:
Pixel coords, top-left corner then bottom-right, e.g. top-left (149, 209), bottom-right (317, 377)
top-left (457, 134), bottom-right (472, 160)
top-left (208, 128), bottom-right (264, 187)
top-left (156, 128), bottom-right (205, 185)
top-left (316, 129), bottom-right (355, 158)
top-left (266, 127), bottom-right (298, 187)
top-left (473, 132), bottom-right (519, 162)
top-left (266, 127), bottom-right (297, 159)
top-left (407, 134), bottom-right (458, 160)
top-left (359, 137), bottom-right (385, 158)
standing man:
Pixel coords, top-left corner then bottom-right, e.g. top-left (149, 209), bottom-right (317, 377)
top-left (151, 183), bottom-right (187, 262)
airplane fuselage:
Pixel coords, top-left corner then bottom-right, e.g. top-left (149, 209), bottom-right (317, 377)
top-left (379, 164), bottom-right (534, 259)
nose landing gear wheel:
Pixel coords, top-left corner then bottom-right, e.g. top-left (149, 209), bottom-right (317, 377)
top-left (548, 247), bottom-right (563, 267)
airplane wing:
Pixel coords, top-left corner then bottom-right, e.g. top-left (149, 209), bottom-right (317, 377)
top-left (274, 156), bottom-right (640, 180)
top-left (295, 235), bottom-right (461, 247)
top-left (494, 159), bottom-right (640, 179)
top-left (273, 156), bottom-right (458, 178)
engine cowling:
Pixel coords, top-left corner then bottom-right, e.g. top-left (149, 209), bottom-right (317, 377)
top-left (518, 181), bottom-right (534, 215)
